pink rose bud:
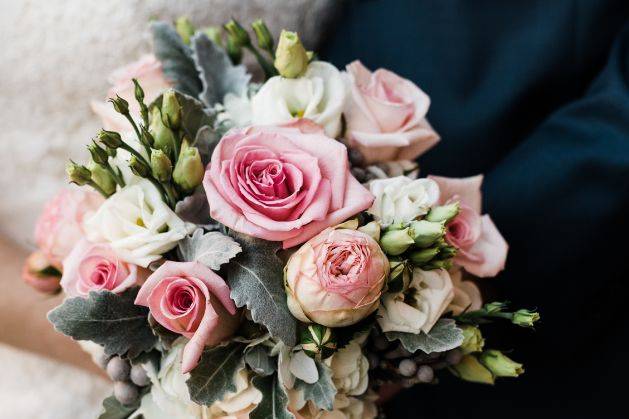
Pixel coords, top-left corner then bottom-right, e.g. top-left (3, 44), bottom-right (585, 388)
top-left (22, 251), bottom-right (62, 294)
top-left (285, 227), bottom-right (389, 327)
top-left (34, 188), bottom-right (104, 266)
top-left (60, 239), bottom-right (147, 298)
top-left (344, 60), bottom-right (440, 164)
top-left (203, 126), bottom-right (374, 249)
top-left (135, 261), bottom-right (240, 373)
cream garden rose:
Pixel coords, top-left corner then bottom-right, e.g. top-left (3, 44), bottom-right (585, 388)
top-left (378, 268), bottom-right (454, 334)
top-left (330, 341), bottom-right (369, 396)
top-left (84, 179), bottom-right (195, 267)
top-left (250, 61), bottom-right (346, 137)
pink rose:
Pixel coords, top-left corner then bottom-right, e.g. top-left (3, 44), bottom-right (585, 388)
top-left (447, 268), bottom-right (483, 315)
top-left (429, 175), bottom-right (508, 278)
top-left (203, 126), bottom-right (374, 249)
top-left (284, 227), bottom-right (389, 327)
top-left (135, 261), bottom-right (240, 373)
top-left (34, 188), bottom-right (104, 266)
top-left (22, 251), bottom-right (62, 294)
top-left (344, 60), bottom-right (440, 164)
top-left (60, 239), bottom-right (146, 298)
top-left (91, 54), bottom-right (171, 131)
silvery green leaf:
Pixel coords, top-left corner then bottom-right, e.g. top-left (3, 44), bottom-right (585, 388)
top-left (191, 33), bottom-right (251, 107)
top-left (174, 186), bottom-right (213, 226)
top-left (186, 342), bottom-right (245, 406)
top-left (48, 288), bottom-right (156, 359)
top-left (227, 233), bottom-right (297, 347)
top-left (149, 91), bottom-right (214, 142)
top-left (245, 345), bottom-right (276, 376)
top-left (98, 395), bottom-right (138, 419)
top-left (178, 228), bottom-right (241, 270)
top-left (250, 374), bottom-right (295, 419)
top-left (385, 319), bottom-right (464, 354)
top-left (194, 125), bottom-right (222, 165)
top-left (294, 361), bottom-right (337, 411)
top-left (151, 21), bottom-right (202, 97)
top-left (289, 350), bottom-right (318, 384)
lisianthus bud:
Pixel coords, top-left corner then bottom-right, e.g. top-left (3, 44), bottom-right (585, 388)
top-left (97, 129), bottom-right (123, 149)
top-left (66, 161), bottom-right (92, 185)
top-left (175, 16), bottom-right (195, 45)
top-left (479, 350), bottom-right (524, 378)
top-left (140, 126), bottom-right (155, 148)
top-left (88, 162), bottom-right (116, 196)
top-left (357, 221), bottom-right (381, 241)
top-left (409, 220), bottom-right (445, 248)
top-left (202, 26), bottom-right (223, 46)
top-left (150, 149), bottom-right (173, 182)
top-left (409, 247), bottom-right (440, 265)
top-left (387, 260), bottom-right (411, 293)
top-left (226, 35), bottom-right (243, 64)
top-left (300, 324), bottom-right (337, 360)
top-left (380, 228), bottom-right (415, 256)
top-left (129, 155), bottom-right (150, 178)
top-left (450, 354), bottom-right (494, 384)
top-left (132, 78), bottom-right (145, 102)
top-left (274, 30), bottom-right (308, 78)
top-left (425, 202), bottom-right (460, 223)
top-left (484, 301), bottom-right (507, 314)
top-left (460, 325), bottom-right (484, 354)
top-left (149, 106), bottom-right (177, 157)
top-left (161, 90), bottom-right (182, 130)
top-left (88, 142), bottom-right (110, 166)
top-left (251, 19), bottom-right (273, 52)
top-left (109, 95), bottom-right (129, 115)
top-left (173, 146), bottom-right (204, 192)
top-left (512, 309), bottom-right (540, 327)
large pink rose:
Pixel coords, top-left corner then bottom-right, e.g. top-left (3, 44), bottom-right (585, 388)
top-left (429, 175), bottom-right (508, 278)
top-left (203, 126), bottom-right (375, 249)
top-left (34, 188), bottom-right (104, 266)
top-left (60, 239), bottom-right (146, 298)
top-left (135, 261), bottom-right (239, 373)
top-left (344, 60), bottom-right (440, 164)
top-left (91, 54), bottom-right (171, 131)
top-left (284, 227), bottom-right (389, 327)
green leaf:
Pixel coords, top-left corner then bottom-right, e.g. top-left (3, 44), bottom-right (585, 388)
top-left (336, 312), bottom-right (377, 350)
top-left (186, 342), bottom-right (245, 406)
top-left (227, 233), bottom-right (297, 347)
top-left (178, 228), bottom-right (241, 270)
top-left (48, 288), bottom-right (156, 359)
top-left (151, 21), bottom-right (202, 97)
top-left (194, 125), bottom-right (222, 165)
top-left (245, 344), bottom-right (276, 376)
top-left (294, 361), bottom-right (337, 411)
top-left (250, 374), bottom-right (295, 419)
top-left (191, 33), bottom-right (251, 107)
top-left (97, 395), bottom-right (138, 419)
top-left (149, 91), bottom-right (214, 142)
top-left (385, 319), bottom-right (464, 354)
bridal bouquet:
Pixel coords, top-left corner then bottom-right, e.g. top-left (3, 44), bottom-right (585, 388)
top-left (23, 18), bottom-right (539, 419)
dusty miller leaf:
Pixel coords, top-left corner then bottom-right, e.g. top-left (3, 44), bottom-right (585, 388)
top-left (194, 124), bottom-right (222, 165)
top-left (178, 228), bottom-right (241, 270)
top-left (191, 33), bottom-right (251, 107)
top-left (294, 361), bottom-right (337, 411)
top-left (250, 374), bottom-right (295, 419)
top-left (186, 342), bottom-right (245, 406)
top-left (227, 233), bottom-right (297, 347)
top-left (175, 186), bottom-right (214, 226)
top-left (245, 344), bottom-right (276, 376)
top-left (97, 395), bottom-right (139, 419)
top-left (385, 319), bottom-right (464, 354)
top-left (48, 288), bottom-right (156, 359)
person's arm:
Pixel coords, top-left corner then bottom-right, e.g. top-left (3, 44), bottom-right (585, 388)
top-left (0, 235), bottom-right (102, 375)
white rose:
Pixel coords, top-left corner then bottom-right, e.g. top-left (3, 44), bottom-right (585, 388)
top-left (378, 268), bottom-right (454, 334)
top-left (209, 369), bottom-right (263, 418)
top-left (251, 61), bottom-right (346, 137)
top-left (367, 176), bottom-right (439, 227)
top-left (290, 393), bottom-right (377, 419)
top-left (84, 179), bottom-right (195, 267)
top-left (329, 342), bottom-right (369, 396)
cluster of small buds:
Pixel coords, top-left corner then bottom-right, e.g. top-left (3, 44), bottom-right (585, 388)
top-left (99, 354), bottom-right (150, 406)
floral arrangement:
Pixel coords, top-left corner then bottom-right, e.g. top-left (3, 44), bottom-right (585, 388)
top-left (23, 17), bottom-right (540, 419)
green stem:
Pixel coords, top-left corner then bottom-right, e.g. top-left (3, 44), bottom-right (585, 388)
top-left (105, 165), bottom-right (125, 188)
top-left (147, 177), bottom-right (174, 208)
top-left (122, 113), bottom-right (144, 150)
top-left (120, 143), bottom-right (150, 168)
top-left (163, 182), bottom-right (179, 206)
top-left (245, 44), bottom-right (277, 79)
top-left (87, 181), bottom-right (109, 198)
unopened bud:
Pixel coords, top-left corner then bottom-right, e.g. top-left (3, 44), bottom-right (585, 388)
top-left (88, 162), bottom-right (116, 196)
top-left (224, 19), bottom-right (250, 47)
top-left (132, 78), bottom-right (145, 102)
top-left (479, 350), bottom-right (524, 378)
top-left (387, 260), bottom-right (411, 293)
top-left (512, 309), bottom-right (540, 327)
top-left (175, 16), bottom-right (195, 45)
top-left (300, 324), bottom-right (336, 360)
top-left (460, 325), bottom-right (485, 354)
top-left (450, 354), bottom-right (494, 384)
top-left (225, 33), bottom-right (243, 64)
top-left (251, 19), bottom-right (273, 52)
top-left (483, 301), bottom-right (507, 314)
top-left (408, 247), bottom-right (439, 265)
top-left (140, 126), bottom-right (155, 148)
top-left (357, 221), bottom-right (381, 241)
top-left (421, 259), bottom-right (452, 270)
top-left (437, 245), bottom-right (457, 260)
top-left (409, 220), bottom-right (445, 248)
top-left (66, 161), bottom-right (92, 186)
top-left (109, 95), bottom-right (129, 115)
top-left (150, 149), bottom-right (173, 182)
top-left (88, 142), bottom-right (110, 166)
top-left (426, 202), bottom-right (460, 224)
top-left (380, 228), bottom-right (414, 256)
top-left (161, 90), bottom-right (182, 130)
top-left (173, 146), bottom-right (204, 192)
top-left (274, 30), bottom-right (308, 78)
top-left (129, 155), bottom-right (150, 178)
top-left (149, 107), bottom-right (177, 157)
top-left (202, 26), bottom-right (223, 46)
top-left (97, 130), bottom-right (123, 149)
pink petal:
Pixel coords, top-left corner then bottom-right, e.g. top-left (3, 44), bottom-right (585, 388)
top-left (428, 174), bottom-right (484, 213)
top-left (457, 215), bottom-right (508, 278)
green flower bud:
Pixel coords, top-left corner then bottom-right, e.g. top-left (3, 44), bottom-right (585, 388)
top-left (161, 90), bottom-right (182, 130)
top-left (173, 146), bottom-right (204, 192)
top-left (387, 260), bottom-right (411, 293)
top-left (483, 301), bottom-right (507, 314)
top-left (421, 258), bottom-right (453, 270)
top-left (426, 202), bottom-right (460, 224)
top-left (225, 35), bottom-right (243, 64)
top-left (460, 325), bottom-right (485, 354)
top-left (300, 324), bottom-right (337, 360)
top-left (175, 16), bottom-right (195, 45)
top-left (408, 247), bottom-right (440, 265)
top-left (109, 95), bottom-right (129, 115)
top-left (150, 149), bottom-right (173, 183)
top-left (380, 228), bottom-right (415, 256)
top-left (132, 78), bottom-right (145, 102)
top-left (479, 350), bottom-right (524, 378)
top-left (97, 129), bottom-right (123, 149)
top-left (512, 309), bottom-right (540, 327)
top-left (437, 245), bottom-right (457, 260)
top-left (251, 19), bottom-right (274, 52)
top-left (224, 19), bottom-right (250, 47)
top-left (409, 220), bottom-right (445, 248)
top-left (450, 354), bottom-right (494, 384)
top-left (149, 106), bottom-right (177, 157)
top-left (66, 161), bottom-right (92, 186)
top-left (88, 162), bottom-right (116, 196)
top-left (140, 125), bottom-right (155, 148)
top-left (357, 221), bottom-right (381, 241)
top-left (274, 30), bottom-right (308, 78)
top-left (105, 146), bottom-right (117, 158)
top-left (87, 142), bottom-right (109, 166)
top-left (202, 26), bottom-right (223, 47)
top-left (384, 222), bottom-right (408, 232)
top-left (129, 155), bottom-right (150, 178)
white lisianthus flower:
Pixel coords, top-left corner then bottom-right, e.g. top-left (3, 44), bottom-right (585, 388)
top-left (378, 268), bottom-right (454, 334)
top-left (250, 61), bottom-right (346, 137)
top-left (329, 341), bottom-right (369, 396)
top-left (84, 179), bottom-right (195, 267)
top-left (367, 176), bottom-right (440, 227)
